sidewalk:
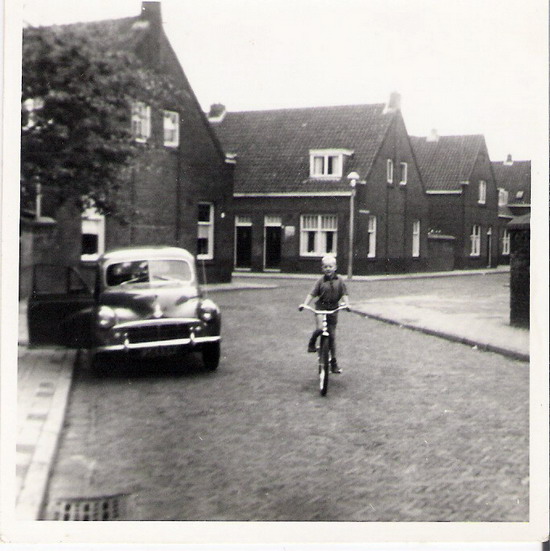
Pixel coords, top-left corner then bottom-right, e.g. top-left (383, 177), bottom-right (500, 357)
top-left (16, 267), bottom-right (528, 519)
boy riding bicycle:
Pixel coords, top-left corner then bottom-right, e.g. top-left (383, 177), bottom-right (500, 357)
top-left (299, 255), bottom-right (349, 374)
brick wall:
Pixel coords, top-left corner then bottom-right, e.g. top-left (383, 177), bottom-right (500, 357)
top-left (103, 12), bottom-right (234, 283)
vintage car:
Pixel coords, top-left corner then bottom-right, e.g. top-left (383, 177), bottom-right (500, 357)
top-left (27, 247), bottom-right (222, 374)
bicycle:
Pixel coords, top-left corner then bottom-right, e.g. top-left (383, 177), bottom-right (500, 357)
top-left (299, 304), bottom-right (349, 396)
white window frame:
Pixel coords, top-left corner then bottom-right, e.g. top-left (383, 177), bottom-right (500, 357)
top-left (478, 180), bottom-right (487, 204)
top-left (308, 149), bottom-right (353, 179)
top-left (502, 228), bottom-right (510, 255)
top-left (81, 207), bottom-right (106, 261)
top-left (470, 224), bottom-right (481, 256)
top-left (197, 202), bottom-right (214, 260)
top-left (300, 214), bottom-right (338, 257)
top-left (412, 219), bottom-right (420, 258)
top-left (367, 215), bottom-right (377, 258)
top-left (498, 188), bottom-right (509, 206)
top-left (131, 101), bottom-right (151, 143)
top-left (163, 110), bottom-right (179, 147)
top-left (399, 162), bottom-right (408, 185)
top-left (387, 159), bottom-right (394, 184)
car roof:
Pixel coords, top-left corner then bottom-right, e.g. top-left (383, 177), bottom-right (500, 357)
top-left (100, 246), bottom-right (195, 263)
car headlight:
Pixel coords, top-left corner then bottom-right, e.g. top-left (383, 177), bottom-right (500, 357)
top-left (198, 299), bottom-right (219, 322)
top-left (97, 305), bottom-right (117, 329)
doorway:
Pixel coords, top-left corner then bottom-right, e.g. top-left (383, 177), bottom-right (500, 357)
top-left (235, 216), bottom-right (253, 269)
top-left (264, 216), bottom-right (282, 270)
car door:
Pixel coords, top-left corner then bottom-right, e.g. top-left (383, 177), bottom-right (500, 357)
top-left (28, 264), bottom-right (95, 347)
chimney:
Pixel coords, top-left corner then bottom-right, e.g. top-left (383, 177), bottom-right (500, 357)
top-left (426, 128), bottom-right (439, 143)
top-left (383, 91), bottom-right (401, 114)
top-left (208, 103), bottom-right (227, 123)
top-left (141, 1), bottom-right (162, 24)
top-left (504, 153), bottom-right (513, 166)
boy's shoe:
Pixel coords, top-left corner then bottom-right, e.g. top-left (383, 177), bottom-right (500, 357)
top-left (330, 360), bottom-right (342, 374)
top-left (307, 343), bottom-right (317, 353)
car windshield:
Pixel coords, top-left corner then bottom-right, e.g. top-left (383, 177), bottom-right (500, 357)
top-left (105, 259), bottom-right (193, 287)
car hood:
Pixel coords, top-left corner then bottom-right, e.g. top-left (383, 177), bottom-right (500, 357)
top-left (100, 284), bottom-right (201, 320)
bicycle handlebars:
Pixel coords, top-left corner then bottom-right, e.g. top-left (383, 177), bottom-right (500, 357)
top-left (298, 304), bottom-right (349, 314)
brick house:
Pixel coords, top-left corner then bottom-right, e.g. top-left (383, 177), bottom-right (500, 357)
top-left (20, 1), bottom-right (234, 297)
top-left (492, 155), bottom-right (531, 264)
top-left (211, 93), bottom-right (430, 276)
top-left (410, 132), bottom-right (499, 269)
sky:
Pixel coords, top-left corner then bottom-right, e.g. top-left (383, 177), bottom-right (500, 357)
top-left (18, 0), bottom-right (548, 163)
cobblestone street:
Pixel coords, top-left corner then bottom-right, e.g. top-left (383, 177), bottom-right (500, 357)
top-left (43, 275), bottom-right (529, 521)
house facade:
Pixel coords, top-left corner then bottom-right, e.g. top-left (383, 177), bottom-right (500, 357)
top-left (492, 155), bottom-right (531, 265)
top-left (411, 132), bottom-right (499, 269)
top-left (211, 94), bottom-right (430, 276)
top-left (20, 1), bottom-right (234, 297)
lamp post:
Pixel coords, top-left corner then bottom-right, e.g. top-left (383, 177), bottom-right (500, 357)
top-left (346, 171), bottom-right (360, 279)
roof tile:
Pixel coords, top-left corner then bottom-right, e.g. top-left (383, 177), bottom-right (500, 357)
top-left (213, 104), bottom-right (394, 193)
top-left (410, 135), bottom-right (485, 191)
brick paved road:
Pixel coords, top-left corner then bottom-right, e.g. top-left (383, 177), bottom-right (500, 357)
top-left (44, 276), bottom-right (528, 521)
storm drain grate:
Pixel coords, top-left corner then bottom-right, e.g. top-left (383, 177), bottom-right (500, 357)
top-left (48, 493), bottom-right (132, 520)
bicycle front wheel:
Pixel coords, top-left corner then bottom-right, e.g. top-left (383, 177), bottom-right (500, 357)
top-left (319, 336), bottom-right (330, 396)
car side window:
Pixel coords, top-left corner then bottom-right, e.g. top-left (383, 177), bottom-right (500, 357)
top-left (33, 265), bottom-right (69, 294)
top-left (68, 269), bottom-right (91, 294)
top-left (32, 265), bottom-right (91, 295)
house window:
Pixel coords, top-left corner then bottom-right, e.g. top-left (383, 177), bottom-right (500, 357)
top-left (498, 188), bottom-right (509, 206)
top-left (399, 162), bottom-right (408, 185)
top-left (412, 219), bottom-right (420, 257)
top-left (81, 207), bottom-right (105, 261)
top-left (367, 215), bottom-right (377, 258)
top-left (515, 190), bottom-right (524, 200)
top-left (387, 159), bottom-right (394, 184)
top-left (478, 180), bottom-right (487, 204)
top-left (470, 224), bottom-right (481, 256)
top-left (131, 101), bottom-right (151, 143)
top-left (502, 228), bottom-right (510, 255)
top-left (197, 203), bottom-right (214, 260)
top-left (163, 110), bottom-right (179, 147)
top-left (300, 214), bottom-right (337, 256)
top-left (310, 154), bottom-right (342, 178)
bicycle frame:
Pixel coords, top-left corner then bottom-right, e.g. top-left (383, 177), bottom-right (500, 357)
top-left (299, 304), bottom-right (348, 396)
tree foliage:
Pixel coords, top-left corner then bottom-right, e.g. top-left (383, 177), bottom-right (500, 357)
top-left (21, 22), bottom-right (185, 219)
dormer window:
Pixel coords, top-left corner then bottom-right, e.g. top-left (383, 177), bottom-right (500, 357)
top-left (309, 149), bottom-right (353, 179)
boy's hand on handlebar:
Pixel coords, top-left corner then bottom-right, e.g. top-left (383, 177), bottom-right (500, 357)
top-left (298, 304), bottom-right (305, 311)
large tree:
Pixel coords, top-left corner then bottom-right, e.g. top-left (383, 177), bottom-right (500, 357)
top-left (21, 22), bottom-right (185, 220)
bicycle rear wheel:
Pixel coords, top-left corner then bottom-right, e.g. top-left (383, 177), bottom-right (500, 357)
top-left (319, 336), bottom-right (329, 396)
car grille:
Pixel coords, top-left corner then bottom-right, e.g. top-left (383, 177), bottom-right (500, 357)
top-left (125, 324), bottom-right (192, 344)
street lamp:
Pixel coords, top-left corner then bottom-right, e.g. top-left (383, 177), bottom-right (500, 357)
top-left (346, 171), bottom-right (360, 280)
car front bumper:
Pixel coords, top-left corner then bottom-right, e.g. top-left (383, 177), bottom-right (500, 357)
top-left (93, 317), bottom-right (221, 353)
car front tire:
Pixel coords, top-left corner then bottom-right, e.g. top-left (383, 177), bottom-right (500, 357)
top-left (202, 342), bottom-right (220, 371)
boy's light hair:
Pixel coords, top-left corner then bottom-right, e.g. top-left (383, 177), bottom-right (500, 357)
top-left (321, 254), bottom-right (337, 266)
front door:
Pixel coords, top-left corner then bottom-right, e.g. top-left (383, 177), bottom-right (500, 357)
top-left (264, 216), bottom-right (282, 270)
top-left (235, 219), bottom-right (253, 269)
